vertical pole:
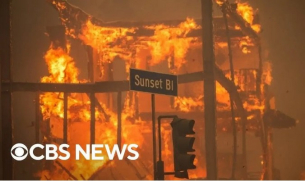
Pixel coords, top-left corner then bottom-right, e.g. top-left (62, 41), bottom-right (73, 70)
top-left (0, 0), bottom-right (13, 179)
top-left (170, 53), bottom-right (175, 109)
top-left (108, 62), bottom-right (114, 110)
top-left (135, 92), bottom-right (139, 118)
top-left (257, 42), bottom-right (269, 179)
top-left (35, 93), bottom-right (41, 143)
top-left (86, 46), bottom-right (94, 83)
top-left (242, 72), bottom-right (248, 179)
top-left (264, 84), bottom-right (273, 180)
top-left (117, 91), bottom-right (122, 150)
top-left (152, 94), bottom-right (157, 180)
top-left (201, 0), bottom-right (217, 179)
top-left (90, 92), bottom-right (96, 145)
top-left (223, 9), bottom-right (238, 179)
top-left (257, 44), bottom-right (263, 97)
top-left (63, 92), bottom-right (68, 144)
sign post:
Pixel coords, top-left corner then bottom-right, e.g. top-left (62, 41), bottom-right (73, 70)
top-left (129, 68), bottom-right (178, 180)
top-left (151, 94), bottom-right (156, 179)
top-left (201, 0), bottom-right (218, 179)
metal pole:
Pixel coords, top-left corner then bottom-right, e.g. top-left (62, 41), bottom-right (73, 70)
top-left (201, 0), bottom-right (217, 179)
top-left (222, 9), bottom-right (238, 179)
top-left (63, 92), bottom-right (68, 144)
top-left (0, 0), bottom-right (13, 179)
top-left (152, 94), bottom-right (157, 180)
top-left (117, 91), bottom-right (122, 149)
top-left (35, 93), bottom-right (41, 143)
top-left (157, 115), bottom-right (178, 162)
top-left (90, 92), bottom-right (96, 145)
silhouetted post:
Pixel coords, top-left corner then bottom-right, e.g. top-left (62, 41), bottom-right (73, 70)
top-left (63, 92), bottom-right (68, 144)
top-left (90, 92), bottom-right (96, 145)
top-left (35, 93), bottom-right (41, 143)
top-left (223, 8), bottom-right (238, 179)
top-left (201, 0), bottom-right (218, 179)
top-left (117, 91), bottom-right (122, 149)
top-left (86, 46), bottom-right (94, 82)
top-left (152, 94), bottom-right (156, 180)
top-left (0, 0), bottom-right (13, 179)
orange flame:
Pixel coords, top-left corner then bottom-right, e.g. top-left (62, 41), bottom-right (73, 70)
top-left (38, 0), bottom-right (273, 179)
top-left (236, 1), bottom-right (261, 33)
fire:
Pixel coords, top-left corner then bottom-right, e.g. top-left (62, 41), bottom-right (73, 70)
top-left (236, 1), bottom-right (261, 33)
top-left (79, 20), bottom-right (136, 63)
top-left (37, 0), bottom-right (273, 179)
top-left (38, 42), bottom-right (150, 179)
top-left (239, 36), bottom-right (254, 54)
top-left (41, 44), bottom-right (79, 84)
top-left (145, 18), bottom-right (199, 72)
top-left (215, 0), bottom-right (261, 33)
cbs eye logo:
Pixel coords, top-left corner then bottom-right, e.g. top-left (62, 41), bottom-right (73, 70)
top-left (11, 143), bottom-right (28, 161)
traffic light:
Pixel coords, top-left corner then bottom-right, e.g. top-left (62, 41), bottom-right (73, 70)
top-left (171, 117), bottom-right (196, 179)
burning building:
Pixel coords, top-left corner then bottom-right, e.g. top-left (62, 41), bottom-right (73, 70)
top-left (0, 0), bottom-right (298, 180)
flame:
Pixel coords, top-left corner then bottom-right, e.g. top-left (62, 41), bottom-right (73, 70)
top-left (145, 18), bottom-right (199, 72)
top-left (239, 36), bottom-right (254, 54)
top-left (38, 43), bottom-right (150, 179)
top-left (79, 20), bottom-right (136, 63)
top-left (37, 0), bottom-right (273, 179)
top-left (236, 1), bottom-right (261, 33)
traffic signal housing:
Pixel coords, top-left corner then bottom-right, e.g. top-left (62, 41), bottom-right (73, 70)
top-left (171, 117), bottom-right (196, 179)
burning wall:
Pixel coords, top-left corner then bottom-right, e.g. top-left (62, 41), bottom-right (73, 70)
top-left (36, 0), bottom-right (274, 180)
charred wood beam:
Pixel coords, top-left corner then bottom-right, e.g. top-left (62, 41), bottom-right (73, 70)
top-left (46, 25), bottom-right (67, 50)
top-left (1, 81), bottom-right (130, 93)
top-left (138, 110), bottom-right (253, 121)
top-left (86, 46), bottom-right (110, 122)
top-left (1, 66), bottom-right (248, 134)
top-left (63, 92), bottom-right (68, 144)
top-left (35, 93), bottom-right (42, 143)
top-left (47, 0), bottom-right (235, 28)
top-left (55, 160), bottom-right (78, 180)
top-left (126, 28), bottom-right (245, 40)
top-left (43, 26), bottom-right (110, 121)
top-left (138, 110), bottom-right (260, 131)
top-left (178, 71), bottom-right (204, 83)
top-left (46, 0), bottom-right (248, 41)
top-left (87, 46), bottom-right (94, 82)
top-left (263, 109), bottom-right (297, 129)
top-left (219, 1), bottom-right (259, 42)
top-left (0, 0), bottom-right (13, 179)
top-left (88, 161), bottom-right (112, 180)
top-left (1, 66), bottom-right (247, 130)
top-left (117, 91), bottom-right (122, 149)
top-left (1, 67), bottom-right (242, 103)
top-left (90, 92), bottom-right (96, 145)
top-left (214, 66), bottom-right (248, 128)
top-left (2, 71), bottom-right (206, 93)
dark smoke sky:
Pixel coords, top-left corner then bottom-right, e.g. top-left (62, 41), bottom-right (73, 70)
top-left (6, 0), bottom-right (305, 179)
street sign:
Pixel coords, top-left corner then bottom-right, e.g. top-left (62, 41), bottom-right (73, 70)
top-left (129, 68), bottom-right (178, 96)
